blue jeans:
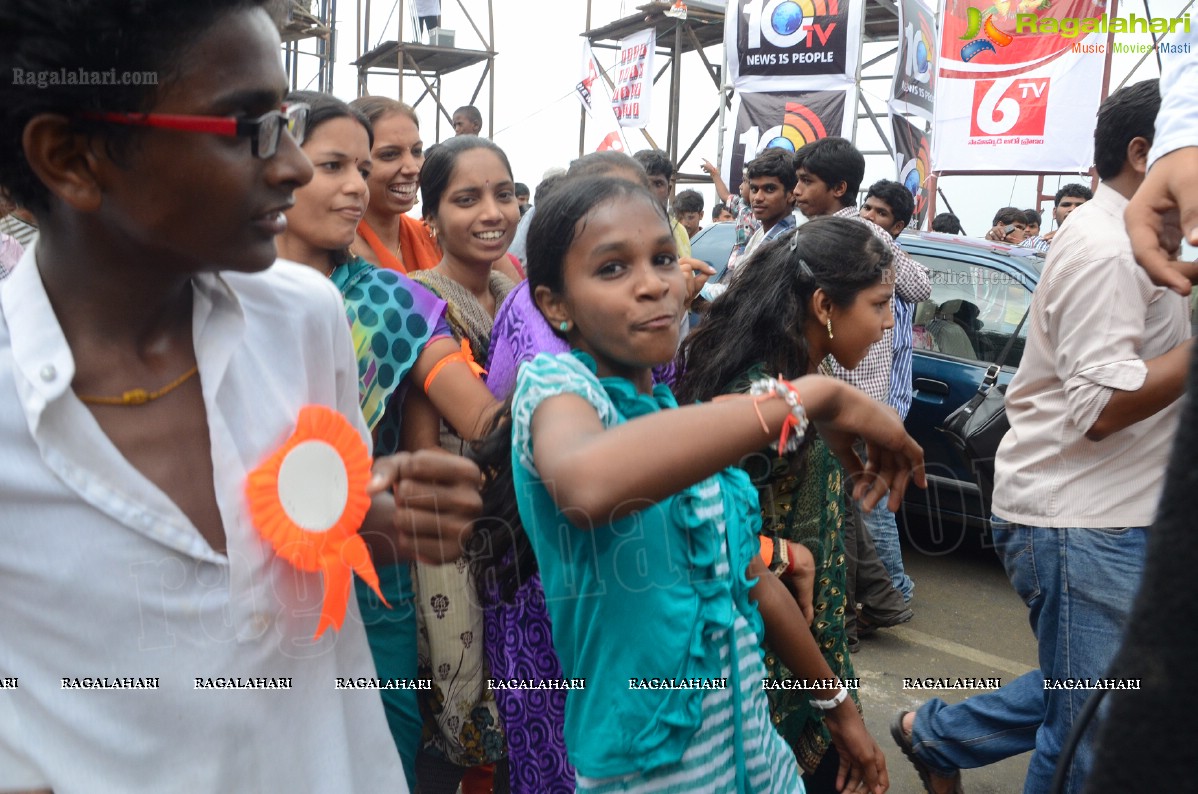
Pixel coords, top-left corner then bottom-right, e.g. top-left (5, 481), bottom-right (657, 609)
top-left (910, 518), bottom-right (1147, 794)
top-left (860, 495), bottom-right (914, 601)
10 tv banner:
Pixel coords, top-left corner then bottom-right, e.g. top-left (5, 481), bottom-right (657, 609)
top-left (722, 0), bottom-right (864, 188)
top-left (723, 89), bottom-right (852, 192)
top-left (725, 0), bottom-right (865, 91)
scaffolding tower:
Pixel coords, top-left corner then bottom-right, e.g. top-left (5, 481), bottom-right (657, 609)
top-left (281, 0), bottom-right (337, 93)
top-left (582, 0), bottom-right (911, 186)
top-left (353, 0), bottom-right (496, 141)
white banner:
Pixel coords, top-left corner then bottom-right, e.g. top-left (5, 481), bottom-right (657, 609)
top-left (612, 28), bottom-right (655, 128)
top-left (931, 0), bottom-right (1109, 172)
top-left (723, 0), bottom-right (864, 92)
top-left (577, 41), bottom-right (630, 153)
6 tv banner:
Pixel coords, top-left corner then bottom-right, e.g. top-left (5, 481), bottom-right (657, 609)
top-left (724, 0), bottom-right (864, 91)
top-left (722, 89), bottom-right (850, 192)
top-left (890, 114), bottom-right (932, 227)
top-left (931, 0), bottom-right (1108, 172)
top-left (891, 0), bottom-right (937, 120)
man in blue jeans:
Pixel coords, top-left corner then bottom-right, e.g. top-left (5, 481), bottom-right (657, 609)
top-left (892, 79), bottom-right (1193, 794)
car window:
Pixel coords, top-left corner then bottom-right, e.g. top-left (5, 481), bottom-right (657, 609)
top-left (908, 254), bottom-right (1031, 368)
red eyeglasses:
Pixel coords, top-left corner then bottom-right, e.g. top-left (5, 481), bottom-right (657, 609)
top-left (80, 103), bottom-right (309, 160)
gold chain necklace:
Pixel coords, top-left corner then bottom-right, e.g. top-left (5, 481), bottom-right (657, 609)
top-left (77, 365), bottom-right (199, 406)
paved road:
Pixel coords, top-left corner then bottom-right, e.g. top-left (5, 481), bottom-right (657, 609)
top-left (851, 539), bottom-right (1039, 794)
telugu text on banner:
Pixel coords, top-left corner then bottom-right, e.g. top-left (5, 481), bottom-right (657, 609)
top-left (612, 28), bottom-right (655, 128)
top-left (931, 0), bottom-right (1109, 172)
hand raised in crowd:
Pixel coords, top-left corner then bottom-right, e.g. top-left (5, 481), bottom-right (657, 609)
top-left (680, 256), bottom-right (716, 305)
top-left (984, 222), bottom-right (1025, 244)
top-left (1125, 146), bottom-right (1198, 295)
top-left (366, 449), bottom-right (481, 564)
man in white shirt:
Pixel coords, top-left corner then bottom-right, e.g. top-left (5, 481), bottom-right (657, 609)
top-left (893, 79), bottom-right (1191, 794)
top-left (0, 3), bottom-right (479, 792)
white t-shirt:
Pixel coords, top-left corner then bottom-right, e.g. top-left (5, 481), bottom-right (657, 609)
top-left (0, 250), bottom-right (407, 792)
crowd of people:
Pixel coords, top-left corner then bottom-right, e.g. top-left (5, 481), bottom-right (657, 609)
top-left (1, 2), bottom-right (1196, 794)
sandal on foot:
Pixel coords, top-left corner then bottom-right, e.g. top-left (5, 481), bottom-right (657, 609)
top-left (889, 711), bottom-right (964, 794)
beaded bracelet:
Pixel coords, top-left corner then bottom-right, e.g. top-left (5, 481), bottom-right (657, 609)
top-left (748, 376), bottom-right (810, 454)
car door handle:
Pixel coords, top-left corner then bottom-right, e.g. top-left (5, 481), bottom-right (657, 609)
top-left (914, 378), bottom-right (950, 396)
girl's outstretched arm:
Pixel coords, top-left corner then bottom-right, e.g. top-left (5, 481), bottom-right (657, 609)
top-left (531, 375), bottom-right (925, 523)
top-left (750, 556), bottom-right (889, 794)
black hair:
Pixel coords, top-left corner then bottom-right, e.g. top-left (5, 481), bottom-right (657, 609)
top-left (453, 104), bottom-right (482, 128)
top-left (745, 147), bottom-right (798, 193)
top-left (865, 179), bottom-right (915, 227)
top-left (350, 95), bottom-right (420, 129)
top-left (528, 176), bottom-right (666, 297)
top-left (288, 90), bottom-right (373, 149)
top-left (0, 0), bottom-right (273, 214)
top-left (534, 173), bottom-right (565, 204)
top-left (567, 151), bottom-right (648, 186)
top-left (419, 135), bottom-right (513, 221)
top-left (675, 217), bottom-right (892, 405)
top-left (991, 206), bottom-right (1026, 227)
top-left (1054, 182), bottom-right (1094, 206)
top-left (1023, 208), bottom-right (1042, 225)
top-left (1093, 79), bottom-right (1159, 181)
top-left (467, 177), bottom-right (669, 603)
top-left (931, 212), bottom-right (962, 234)
top-left (632, 148), bottom-right (675, 179)
top-left (514, 182), bottom-right (530, 197)
top-left (286, 90), bottom-right (372, 268)
top-left (792, 137), bottom-right (865, 207)
top-left (674, 189), bottom-right (704, 216)
top-left (711, 202), bottom-right (730, 221)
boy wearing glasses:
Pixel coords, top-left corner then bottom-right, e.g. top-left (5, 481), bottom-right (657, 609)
top-left (0, 2), bottom-right (479, 792)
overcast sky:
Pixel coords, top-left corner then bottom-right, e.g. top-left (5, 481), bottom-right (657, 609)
top-left (293, 0), bottom-right (1190, 236)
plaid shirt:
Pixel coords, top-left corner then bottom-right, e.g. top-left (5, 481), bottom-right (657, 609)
top-left (825, 207), bottom-right (931, 408)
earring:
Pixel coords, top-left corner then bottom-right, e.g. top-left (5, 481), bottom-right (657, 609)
top-left (826, 317), bottom-right (834, 339)
top-left (559, 321), bottom-right (571, 333)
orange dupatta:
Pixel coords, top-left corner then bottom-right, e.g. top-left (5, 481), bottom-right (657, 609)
top-left (358, 216), bottom-right (442, 275)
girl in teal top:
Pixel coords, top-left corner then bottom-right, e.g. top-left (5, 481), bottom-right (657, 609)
top-left (470, 177), bottom-right (924, 793)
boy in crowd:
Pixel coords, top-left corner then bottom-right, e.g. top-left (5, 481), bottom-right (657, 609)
top-left (931, 212), bottom-right (962, 234)
top-left (674, 188), bottom-right (704, 239)
top-left (633, 148), bottom-right (691, 258)
top-left (451, 104), bottom-right (482, 136)
top-left (984, 206), bottom-right (1029, 244)
top-left (711, 202), bottom-right (735, 222)
top-left (1019, 184), bottom-right (1093, 252)
top-left (860, 179), bottom-right (916, 238)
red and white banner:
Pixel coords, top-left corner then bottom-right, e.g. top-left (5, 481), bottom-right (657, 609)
top-left (576, 41), bottom-right (629, 153)
top-left (931, 0), bottom-right (1109, 172)
top-left (612, 28), bottom-right (655, 128)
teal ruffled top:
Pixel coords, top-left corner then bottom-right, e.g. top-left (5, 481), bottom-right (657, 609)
top-left (510, 351), bottom-right (765, 778)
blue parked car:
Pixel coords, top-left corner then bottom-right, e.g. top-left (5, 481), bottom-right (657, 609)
top-left (685, 222), bottom-right (1044, 547)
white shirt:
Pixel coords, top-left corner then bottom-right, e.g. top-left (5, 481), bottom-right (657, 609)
top-left (993, 185), bottom-right (1190, 528)
top-left (0, 249), bottom-right (407, 793)
top-left (1148, 23), bottom-right (1197, 167)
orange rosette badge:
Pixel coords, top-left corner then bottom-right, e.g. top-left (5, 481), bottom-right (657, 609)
top-left (246, 405), bottom-right (389, 640)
